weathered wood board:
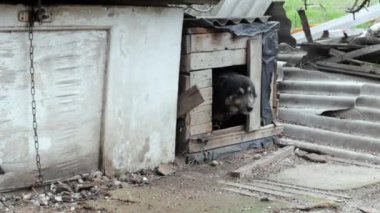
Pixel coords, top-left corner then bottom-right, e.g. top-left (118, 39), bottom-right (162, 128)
top-left (177, 85), bottom-right (204, 118)
top-left (188, 125), bottom-right (284, 153)
top-left (183, 33), bottom-right (249, 54)
top-left (181, 49), bottom-right (246, 71)
top-left (247, 36), bottom-right (263, 132)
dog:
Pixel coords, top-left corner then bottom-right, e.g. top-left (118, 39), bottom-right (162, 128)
top-left (213, 72), bottom-right (257, 129)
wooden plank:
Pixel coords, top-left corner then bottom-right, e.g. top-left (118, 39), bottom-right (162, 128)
top-left (190, 69), bottom-right (212, 89)
top-left (212, 125), bottom-right (244, 136)
top-left (297, 9), bottom-right (313, 43)
top-left (188, 124), bottom-right (283, 153)
top-left (327, 43), bottom-right (380, 63)
top-left (184, 32), bottom-right (249, 54)
top-left (190, 108), bottom-right (212, 126)
top-left (222, 187), bottom-right (262, 198)
top-left (316, 61), bottom-right (380, 77)
top-left (190, 122), bottom-right (212, 136)
top-left (177, 85), bottom-right (205, 118)
top-left (252, 180), bottom-right (352, 199)
top-left (198, 87), bottom-right (213, 106)
top-left (230, 146), bottom-right (294, 178)
top-left (247, 182), bottom-right (342, 202)
top-left (190, 104), bottom-right (211, 114)
top-left (247, 36), bottom-right (262, 132)
top-left (181, 49), bottom-right (246, 72)
top-left (219, 181), bottom-right (294, 198)
top-left (184, 27), bottom-right (222, 35)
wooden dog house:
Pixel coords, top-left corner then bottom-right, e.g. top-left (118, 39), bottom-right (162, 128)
top-left (177, 23), bottom-right (283, 156)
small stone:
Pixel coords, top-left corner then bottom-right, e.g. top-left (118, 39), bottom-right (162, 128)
top-left (22, 193), bottom-right (33, 201)
top-left (62, 195), bottom-right (72, 203)
top-left (77, 179), bottom-right (84, 184)
top-left (37, 194), bottom-right (49, 206)
top-left (54, 196), bottom-right (63, 202)
top-left (102, 176), bottom-right (110, 181)
top-left (142, 177), bottom-right (149, 184)
top-left (209, 160), bottom-right (219, 167)
top-left (90, 171), bottom-right (103, 179)
top-left (157, 164), bottom-right (175, 176)
top-left (252, 154), bottom-right (262, 160)
top-left (32, 199), bottom-right (40, 206)
top-left (260, 197), bottom-right (270, 202)
top-left (56, 181), bottom-right (73, 193)
top-left (113, 180), bottom-right (122, 187)
top-left (72, 193), bottom-right (81, 200)
top-left (80, 191), bottom-right (88, 198)
top-left (50, 183), bottom-right (57, 193)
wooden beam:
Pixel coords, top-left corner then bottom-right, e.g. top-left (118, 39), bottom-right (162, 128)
top-left (181, 49), bottom-right (246, 72)
top-left (183, 32), bottom-right (249, 54)
top-left (297, 9), bottom-right (313, 43)
top-left (230, 146), bottom-right (294, 178)
top-left (316, 61), bottom-right (380, 78)
top-left (188, 124), bottom-right (283, 153)
top-left (327, 44), bottom-right (380, 63)
top-left (177, 85), bottom-right (204, 118)
top-left (219, 181), bottom-right (294, 198)
top-left (247, 36), bottom-right (262, 132)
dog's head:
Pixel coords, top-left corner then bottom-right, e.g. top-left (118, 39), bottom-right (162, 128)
top-left (217, 73), bottom-right (257, 116)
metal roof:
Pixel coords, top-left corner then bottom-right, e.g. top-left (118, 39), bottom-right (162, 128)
top-left (0, 0), bottom-right (221, 6)
top-left (184, 0), bottom-right (273, 18)
top-left (278, 66), bottom-right (380, 162)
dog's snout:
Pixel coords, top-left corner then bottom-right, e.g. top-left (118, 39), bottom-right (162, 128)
top-left (247, 106), bottom-right (253, 112)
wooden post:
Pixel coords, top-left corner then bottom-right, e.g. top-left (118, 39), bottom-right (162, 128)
top-left (246, 36), bottom-right (262, 132)
top-left (297, 9), bottom-right (313, 43)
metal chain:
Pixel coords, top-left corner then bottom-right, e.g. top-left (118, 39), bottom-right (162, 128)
top-left (28, 7), bottom-right (44, 186)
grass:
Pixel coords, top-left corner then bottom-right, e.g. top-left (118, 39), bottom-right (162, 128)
top-left (283, 0), bottom-right (379, 30)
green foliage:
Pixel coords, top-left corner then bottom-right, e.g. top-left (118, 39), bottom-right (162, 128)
top-left (283, 0), bottom-right (378, 30)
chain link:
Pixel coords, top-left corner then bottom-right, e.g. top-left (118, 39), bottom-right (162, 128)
top-left (28, 7), bottom-right (43, 186)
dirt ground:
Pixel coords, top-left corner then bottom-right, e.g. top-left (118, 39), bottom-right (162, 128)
top-left (7, 146), bottom-right (380, 213)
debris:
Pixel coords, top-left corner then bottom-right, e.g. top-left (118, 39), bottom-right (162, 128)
top-left (37, 194), bottom-right (49, 206)
top-left (53, 196), bottom-right (63, 203)
top-left (294, 149), bottom-right (308, 157)
top-left (303, 153), bottom-right (328, 163)
top-left (230, 146), bottom-right (294, 178)
top-left (157, 164), bottom-right (176, 176)
top-left (252, 154), bottom-right (262, 160)
top-left (209, 160), bottom-right (219, 167)
top-left (219, 181), bottom-right (293, 198)
top-left (22, 193), bottom-right (33, 201)
top-left (56, 181), bottom-right (73, 193)
top-left (177, 85), bottom-right (205, 118)
top-left (260, 197), bottom-right (270, 202)
top-left (142, 177), bottom-right (149, 184)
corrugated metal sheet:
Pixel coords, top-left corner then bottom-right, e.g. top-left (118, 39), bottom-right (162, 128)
top-left (277, 67), bottom-right (380, 161)
top-left (185, 0), bottom-right (273, 18)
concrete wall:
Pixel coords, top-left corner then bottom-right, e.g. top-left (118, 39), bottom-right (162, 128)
top-left (0, 5), bottom-right (184, 190)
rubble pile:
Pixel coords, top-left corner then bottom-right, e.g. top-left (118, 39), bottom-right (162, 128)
top-left (0, 169), bottom-right (162, 211)
top-left (289, 23), bottom-right (380, 73)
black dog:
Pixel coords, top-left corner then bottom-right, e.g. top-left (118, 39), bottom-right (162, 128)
top-left (213, 72), bottom-right (257, 129)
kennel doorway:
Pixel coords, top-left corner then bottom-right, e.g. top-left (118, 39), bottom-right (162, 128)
top-left (177, 26), bottom-right (283, 155)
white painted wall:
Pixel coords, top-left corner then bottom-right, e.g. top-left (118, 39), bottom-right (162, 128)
top-left (0, 5), bottom-right (184, 189)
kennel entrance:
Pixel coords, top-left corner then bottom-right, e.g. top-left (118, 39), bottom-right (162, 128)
top-left (177, 26), bottom-right (283, 155)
